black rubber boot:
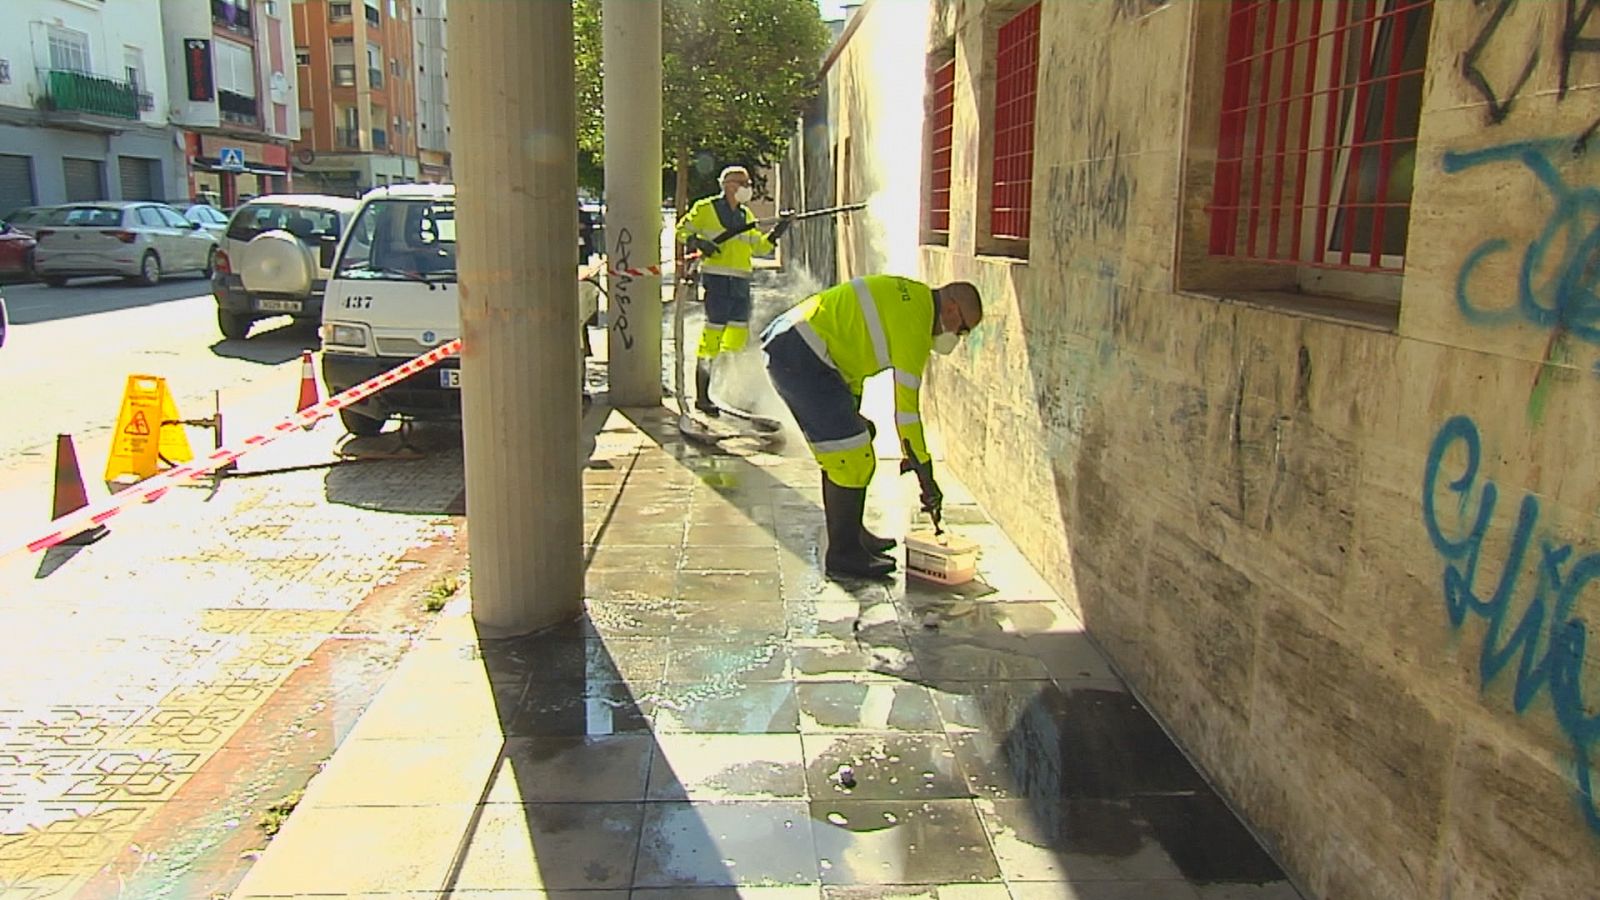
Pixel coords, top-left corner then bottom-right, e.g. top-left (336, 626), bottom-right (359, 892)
top-left (822, 478), bottom-right (895, 579)
top-left (820, 474), bottom-right (895, 554)
top-left (694, 359), bottom-right (720, 416)
top-left (861, 527), bottom-right (896, 555)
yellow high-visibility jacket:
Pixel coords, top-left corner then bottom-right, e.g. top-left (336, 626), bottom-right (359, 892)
top-left (790, 275), bottom-right (936, 465)
top-left (675, 195), bottom-right (773, 278)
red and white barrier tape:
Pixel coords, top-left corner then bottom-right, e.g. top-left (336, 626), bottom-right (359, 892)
top-left (606, 250), bottom-right (703, 280)
top-left (608, 263), bottom-right (663, 278)
top-left (5, 339), bottom-right (462, 560)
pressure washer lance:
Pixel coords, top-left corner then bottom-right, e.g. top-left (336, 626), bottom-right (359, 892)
top-left (706, 202), bottom-right (870, 245)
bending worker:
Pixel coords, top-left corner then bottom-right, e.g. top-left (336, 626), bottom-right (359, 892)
top-left (762, 275), bottom-right (983, 579)
top-left (676, 165), bottom-right (793, 416)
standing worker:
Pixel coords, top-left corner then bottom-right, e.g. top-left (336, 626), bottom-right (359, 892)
top-left (761, 275), bottom-right (983, 579)
top-left (676, 165), bottom-right (794, 416)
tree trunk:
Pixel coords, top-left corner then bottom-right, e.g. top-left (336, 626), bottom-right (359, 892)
top-left (673, 144), bottom-right (690, 269)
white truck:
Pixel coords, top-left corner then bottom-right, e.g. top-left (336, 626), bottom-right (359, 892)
top-left (319, 184), bottom-right (600, 436)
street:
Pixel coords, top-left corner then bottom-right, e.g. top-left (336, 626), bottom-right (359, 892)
top-left (0, 278), bottom-right (315, 499)
top-left (0, 277), bottom-right (471, 897)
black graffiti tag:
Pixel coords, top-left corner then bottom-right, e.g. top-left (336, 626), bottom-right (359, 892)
top-left (611, 227), bottom-right (635, 351)
top-left (1462, 0), bottom-right (1600, 124)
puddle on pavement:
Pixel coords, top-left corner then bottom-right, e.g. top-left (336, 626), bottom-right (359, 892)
top-left (810, 799), bottom-right (1000, 884)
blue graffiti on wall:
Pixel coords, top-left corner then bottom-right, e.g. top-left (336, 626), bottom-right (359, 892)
top-left (1423, 415), bottom-right (1599, 834)
top-left (1441, 137), bottom-right (1600, 349)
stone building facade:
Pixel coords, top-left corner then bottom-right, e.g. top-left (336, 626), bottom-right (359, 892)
top-left (787, 1), bottom-right (1600, 896)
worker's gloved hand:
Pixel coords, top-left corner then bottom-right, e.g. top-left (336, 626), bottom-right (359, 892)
top-left (900, 440), bottom-right (942, 518)
top-left (687, 236), bottom-right (719, 257)
top-left (768, 210), bottom-right (797, 242)
top-left (920, 474), bottom-right (944, 522)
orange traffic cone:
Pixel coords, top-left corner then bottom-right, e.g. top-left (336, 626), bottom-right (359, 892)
top-left (51, 434), bottom-right (107, 546)
top-left (297, 350), bottom-right (321, 428)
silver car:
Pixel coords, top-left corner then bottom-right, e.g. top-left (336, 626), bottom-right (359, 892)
top-left (33, 202), bottom-right (219, 288)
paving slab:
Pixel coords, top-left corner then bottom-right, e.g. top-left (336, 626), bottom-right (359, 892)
top-left (228, 396), bottom-right (1305, 900)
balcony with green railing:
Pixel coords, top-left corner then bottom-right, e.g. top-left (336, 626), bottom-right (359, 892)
top-left (40, 69), bottom-right (140, 120)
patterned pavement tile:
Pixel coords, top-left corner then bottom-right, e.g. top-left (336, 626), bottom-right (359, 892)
top-left (112, 706), bottom-right (250, 751)
top-left (59, 750), bottom-right (207, 803)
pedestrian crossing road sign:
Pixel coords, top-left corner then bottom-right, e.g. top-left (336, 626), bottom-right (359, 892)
top-left (219, 147), bottom-right (245, 172)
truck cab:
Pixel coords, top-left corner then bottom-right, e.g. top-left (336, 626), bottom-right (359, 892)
top-left (320, 184), bottom-right (461, 436)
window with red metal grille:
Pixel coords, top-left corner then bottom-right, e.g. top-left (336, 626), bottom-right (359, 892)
top-left (990, 3), bottom-right (1039, 241)
top-left (1209, 0), bottom-right (1432, 273)
top-left (927, 57), bottom-right (956, 236)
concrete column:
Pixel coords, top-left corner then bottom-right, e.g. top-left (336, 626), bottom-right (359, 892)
top-left (451, 0), bottom-right (582, 636)
top-left (602, 0), bottom-right (663, 406)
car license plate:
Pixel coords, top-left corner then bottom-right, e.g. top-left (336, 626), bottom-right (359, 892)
top-left (441, 369), bottom-right (460, 388)
top-left (257, 299), bottom-right (303, 313)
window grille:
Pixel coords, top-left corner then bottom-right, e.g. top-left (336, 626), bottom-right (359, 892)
top-left (1208, 0), bottom-right (1432, 272)
top-left (990, 3), bottom-right (1040, 241)
top-left (927, 57), bottom-right (956, 235)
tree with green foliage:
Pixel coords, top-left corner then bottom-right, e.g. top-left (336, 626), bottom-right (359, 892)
top-left (574, 0), bottom-right (830, 214)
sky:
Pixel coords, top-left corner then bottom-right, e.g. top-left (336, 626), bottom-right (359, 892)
top-left (815, 0), bottom-right (848, 22)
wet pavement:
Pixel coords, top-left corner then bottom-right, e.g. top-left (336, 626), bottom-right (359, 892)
top-left (231, 403), bottom-right (1306, 899)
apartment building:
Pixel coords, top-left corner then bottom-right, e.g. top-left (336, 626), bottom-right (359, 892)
top-left (291, 0), bottom-right (419, 194)
top-left (0, 0), bottom-right (181, 214)
top-left (160, 0), bottom-right (300, 207)
top-left (412, 0), bottom-right (448, 182)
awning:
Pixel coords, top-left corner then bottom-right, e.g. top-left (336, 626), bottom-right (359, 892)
top-left (192, 157), bottom-right (288, 177)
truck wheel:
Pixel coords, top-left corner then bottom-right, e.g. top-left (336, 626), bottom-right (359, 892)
top-left (217, 309), bottom-right (251, 340)
top-left (340, 408), bottom-right (386, 437)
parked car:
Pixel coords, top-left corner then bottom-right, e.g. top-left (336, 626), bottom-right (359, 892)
top-left (179, 202), bottom-right (230, 238)
top-left (213, 194), bottom-right (361, 340)
top-left (1, 206), bottom-right (55, 239)
top-left (0, 220), bottom-right (36, 279)
top-left (32, 202), bottom-right (219, 288)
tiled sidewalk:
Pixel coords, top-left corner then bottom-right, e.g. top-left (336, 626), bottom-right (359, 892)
top-left (232, 405), bottom-right (1304, 899)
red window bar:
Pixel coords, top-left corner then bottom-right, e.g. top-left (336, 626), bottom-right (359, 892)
top-left (991, 3), bottom-right (1040, 241)
top-left (928, 57), bottom-right (956, 234)
top-left (1208, 0), bottom-right (1432, 273)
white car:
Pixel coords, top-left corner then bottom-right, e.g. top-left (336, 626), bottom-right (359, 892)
top-left (179, 202), bottom-right (231, 238)
top-left (33, 202), bottom-right (219, 287)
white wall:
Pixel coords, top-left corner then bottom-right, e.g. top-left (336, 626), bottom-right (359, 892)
top-left (159, 0), bottom-right (220, 129)
top-left (3, 0), bottom-right (170, 126)
top-left (414, 0), bottom-right (447, 153)
top-left (255, 0), bottom-right (298, 141)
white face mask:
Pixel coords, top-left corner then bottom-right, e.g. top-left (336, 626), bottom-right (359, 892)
top-left (932, 331), bottom-right (959, 356)
top-left (734, 185), bottom-right (754, 204)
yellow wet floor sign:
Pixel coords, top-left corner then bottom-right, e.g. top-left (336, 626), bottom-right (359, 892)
top-left (106, 375), bottom-right (193, 483)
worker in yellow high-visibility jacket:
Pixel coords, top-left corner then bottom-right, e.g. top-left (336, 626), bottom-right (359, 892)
top-left (676, 165), bottom-right (793, 416)
top-left (761, 275), bottom-right (982, 579)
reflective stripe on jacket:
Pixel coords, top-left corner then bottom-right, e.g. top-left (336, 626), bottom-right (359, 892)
top-left (790, 275), bottom-right (935, 464)
top-left (674, 195), bottom-right (773, 278)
